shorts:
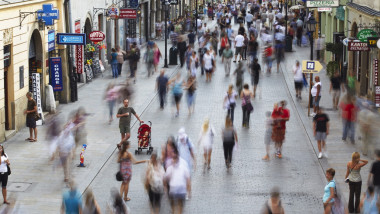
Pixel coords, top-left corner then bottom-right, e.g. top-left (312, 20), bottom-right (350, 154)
top-left (266, 57), bottom-right (273, 68)
top-left (174, 93), bottom-right (182, 103)
top-left (315, 132), bottom-right (327, 141)
top-left (294, 81), bottom-right (303, 90)
top-left (235, 47), bottom-right (242, 55)
top-left (251, 75), bottom-right (259, 86)
top-left (313, 96), bottom-right (321, 108)
top-left (148, 189), bottom-right (162, 209)
top-left (332, 89), bottom-right (340, 100)
top-left (119, 124), bottom-right (131, 134)
top-left (205, 68), bottom-right (213, 74)
top-left (0, 173), bottom-right (8, 188)
top-left (26, 116), bottom-right (36, 128)
top-left (169, 193), bottom-right (186, 207)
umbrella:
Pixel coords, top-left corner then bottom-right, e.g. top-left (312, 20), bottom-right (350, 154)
top-left (289, 5), bottom-right (305, 10)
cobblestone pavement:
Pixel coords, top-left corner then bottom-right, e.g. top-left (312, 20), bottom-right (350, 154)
top-left (3, 18), bottom-right (375, 213)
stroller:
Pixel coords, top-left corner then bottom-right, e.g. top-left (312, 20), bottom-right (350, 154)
top-left (135, 121), bottom-right (154, 155)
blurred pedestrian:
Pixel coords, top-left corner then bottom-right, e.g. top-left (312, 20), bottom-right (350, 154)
top-left (118, 140), bottom-right (148, 201)
top-left (224, 85), bottom-right (238, 124)
top-left (262, 111), bottom-right (273, 161)
top-left (234, 62), bottom-right (245, 94)
top-left (105, 83), bottom-right (119, 123)
top-left (144, 44), bottom-right (155, 77)
top-left (83, 189), bottom-right (101, 214)
top-left (368, 150), bottom-right (380, 193)
top-left (153, 43), bottom-right (162, 73)
top-left (128, 43), bottom-right (140, 83)
top-left (274, 40), bottom-right (284, 73)
top-left (233, 33), bottom-right (244, 62)
top-left (0, 145), bottom-right (10, 204)
top-left (116, 99), bottom-right (144, 148)
top-left (156, 70), bottom-right (169, 110)
top-left (323, 168), bottom-right (336, 214)
top-left (222, 45), bottom-right (233, 76)
top-left (177, 128), bottom-right (196, 173)
top-left (222, 117), bottom-right (238, 169)
top-left (240, 84), bottom-right (254, 128)
top-left (144, 152), bottom-right (164, 214)
top-left (248, 34), bottom-right (258, 63)
top-left (164, 142), bottom-right (191, 214)
top-left (73, 107), bottom-right (88, 151)
top-left (329, 71), bottom-right (345, 110)
top-left (111, 48), bottom-right (119, 78)
top-left (311, 76), bottom-right (322, 116)
top-left (359, 186), bottom-right (379, 214)
top-left (61, 180), bottom-right (82, 214)
top-left (108, 190), bottom-right (129, 214)
top-left (293, 60), bottom-right (304, 100)
top-left (242, 33), bottom-right (248, 60)
top-left (185, 76), bottom-right (197, 114)
top-left (261, 187), bottom-right (285, 214)
top-left (271, 101), bottom-right (290, 159)
top-left (24, 92), bottom-right (38, 142)
top-left (339, 95), bottom-right (357, 144)
top-left (344, 152), bottom-right (368, 213)
top-left (358, 105), bottom-right (376, 157)
top-left (189, 51), bottom-right (199, 77)
top-left (177, 37), bottom-right (187, 68)
top-left (197, 119), bottom-right (215, 169)
top-left (56, 120), bottom-right (76, 182)
top-left (203, 49), bottom-right (214, 82)
top-left (250, 57), bottom-right (261, 98)
top-left (169, 74), bottom-right (184, 117)
top-left (161, 136), bottom-right (176, 170)
top-left (264, 44), bottom-right (273, 74)
top-left (313, 107), bottom-right (330, 159)
top-left (116, 46), bottom-right (126, 76)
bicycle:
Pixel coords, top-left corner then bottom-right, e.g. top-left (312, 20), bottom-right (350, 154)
top-left (85, 64), bottom-right (93, 82)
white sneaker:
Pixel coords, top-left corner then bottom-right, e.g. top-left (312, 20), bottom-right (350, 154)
top-left (318, 152), bottom-right (323, 159)
top-left (310, 113), bottom-right (316, 117)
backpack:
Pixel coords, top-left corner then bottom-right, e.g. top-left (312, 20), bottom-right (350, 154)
top-left (172, 82), bottom-right (183, 95)
top-left (223, 128), bottom-right (235, 144)
top-left (146, 49), bottom-right (154, 63)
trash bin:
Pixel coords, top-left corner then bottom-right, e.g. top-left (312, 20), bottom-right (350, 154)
top-left (169, 46), bottom-right (178, 65)
top-left (285, 35), bottom-right (293, 52)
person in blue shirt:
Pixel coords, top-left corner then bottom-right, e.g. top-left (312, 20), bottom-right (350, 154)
top-left (323, 168), bottom-right (336, 214)
top-left (61, 181), bottom-right (82, 214)
top-left (360, 185), bottom-right (379, 214)
top-left (111, 48), bottom-right (118, 78)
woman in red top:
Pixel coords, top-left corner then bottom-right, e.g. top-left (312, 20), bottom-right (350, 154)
top-left (264, 45), bottom-right (273, 74)
top-left (271, 101), bottom-right (289, 158)
top-left (340, 95), bottom-right (357, 143)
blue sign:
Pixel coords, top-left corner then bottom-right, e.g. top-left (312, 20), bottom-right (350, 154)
top-left (129, 0), bottom-right (138, 8)
top-left (50, 57), bottom-right (63, 91)
top-left (56, 33), bottom-right (86, 45)
top-left (37, 4), bottom-right (59, 26)
top-left (48, 30), bottom-right (55, 52)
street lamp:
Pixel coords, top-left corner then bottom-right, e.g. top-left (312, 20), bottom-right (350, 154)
top-left (306, 14), bottom-right (317, 116)
top-left (284, 0), bottom-right (292, 52)
top-left (163, 0), bottom-right (170, 68)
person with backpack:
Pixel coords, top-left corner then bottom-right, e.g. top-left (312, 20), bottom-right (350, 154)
top-left (222, 116), bottom-right (238, 169)
top-left (145, 45), bottom-right (155, 77)
top-left (261, 187), bottom-right (285, 214)
top-left (145, 152), bottom-right (165, 214)
top-left (177, 128), bottom-right (196, 174)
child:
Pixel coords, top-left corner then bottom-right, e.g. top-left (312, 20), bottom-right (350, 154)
top-left (262, 111), bottom-right (273, 160)
top-left (139, 131), bottom-right (149, 148)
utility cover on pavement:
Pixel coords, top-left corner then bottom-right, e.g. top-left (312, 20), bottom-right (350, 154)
top-left (302, 60), bottom-right (323, 73)
top-left (7, 182), bottom-right (32, 192)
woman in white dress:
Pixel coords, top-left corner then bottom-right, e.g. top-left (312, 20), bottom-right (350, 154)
top-left (189, 51), bottom-right (198, 77)
top-left (197, 118), bottom-right (215, 169)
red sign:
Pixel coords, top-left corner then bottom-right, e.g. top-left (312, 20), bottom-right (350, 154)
top-left (89, 31), bottom-right (105, 42)
top-left (119, 9), bottom-right (137, 19)
top-left (374, 59), bottom-right (379, 86)
top-left (348, 42), bottom-right (369, 51)
top-left (376, 86), bottom-right (380, 108)
top-left (75, 20), bottom-right (83, 74)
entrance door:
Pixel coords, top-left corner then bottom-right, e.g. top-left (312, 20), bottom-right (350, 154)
top-left (4, 67), bottom-right (9, 130)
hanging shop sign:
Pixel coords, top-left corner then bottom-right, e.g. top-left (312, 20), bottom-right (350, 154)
top-left (374, 59), bottom-right (378, 86)
top-left (56, 33), bottom-right (86, 45)
top-left (32, 73), bottom-right (44, 125)
top-left (376, 86), bottom-right (380, 108)
top-left (75, 20), bottom-right (83, 74)
top-left (318, 7), bottom-right (332, 12)
top-left (48, 30), bottom-right (55, 52)
top-left (49, 57), bottom-right (63, 91)
top-left (335, 6), bottom-right (345, 21)
top-left (119, 9), bottom-right (137, 19)
top-left (129, 0), bottom-right (138, 8)
top-left (107, 4), bottom-right (120, 19)
top-left (367, 37), bottom-right (379, 48)
top-left (342, 38), bottom-right (350, 46)
top-left (357, 29), bottom-right (377, 43)
top-left (348, 42), bottom-right (369, 51)
top-left (37, 4), bottom-right (59, 26)
top-left (306, 0), bottom-right (339, 8)
top-left (89, 31), bottom-right (105, 43)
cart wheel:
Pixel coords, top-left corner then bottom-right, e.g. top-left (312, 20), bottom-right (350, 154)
top-left (149, 147), bottom-right (153, 152)
top-left (147, 150), bottom-right (150, 155)
top-left (135, 150), bottom-right (138, 155)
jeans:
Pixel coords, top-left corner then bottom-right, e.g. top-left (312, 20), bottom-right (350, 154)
top-left (108, 100), bottom-right (116, 118)
top-left (224, 58), bottom-right (231, 75)
top-left (247, 21), bottom-right (252, 29)
top-left (342, 119), bottom-right (355, 142)
top-left (223, 142), bottom-right (234, 164)
top-left (227, 106), bottom-right (235, 123)
top-left (348, 181), bottom-right (362, 213)
top-left (111, 63), bottom-right (118, 78)
top-left (117, 63), bottom-right (123, 75)
top-left (159, 90), bottom-right (166, 109)
top-left (242, 105), bottom-right (251, 126)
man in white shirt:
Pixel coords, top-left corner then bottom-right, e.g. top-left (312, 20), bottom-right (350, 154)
top-left (234, 33), bottom-right (245, 62)
top-left (245, 11), bottom-right (254, 29)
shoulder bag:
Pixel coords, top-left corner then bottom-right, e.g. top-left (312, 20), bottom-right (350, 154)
top-left (330, 181), bottom-right (346, 214)
top-left (116, 171), bottom-right (123, 181)
top-left (227, 93), bottom-right (236, 109)
top-left (345, 162), bottom-right (358, 183)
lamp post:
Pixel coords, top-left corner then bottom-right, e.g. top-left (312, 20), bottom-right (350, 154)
top-left (284, 0), bottom-right (292, 52)
top-left (306, 14), bottom-right (317, 116)
top-left (163, 0), bottom-right (169, 68)
top-left (195, 0), bottom-right (198, 36)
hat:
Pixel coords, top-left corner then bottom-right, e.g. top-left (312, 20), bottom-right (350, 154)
top-left (178, 128), bottom-right (187, 140)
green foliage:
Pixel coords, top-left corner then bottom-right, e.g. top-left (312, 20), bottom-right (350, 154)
top-left (325, 42), bottom-right (343, 56)
top-left (326, 61), bottom-right (339, 77)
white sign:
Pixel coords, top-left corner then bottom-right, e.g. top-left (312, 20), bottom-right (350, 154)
top-left (378, 39), bottom-right (380, 49)
top-left (306, 0), bottom-right (339, 8)
top-left (318, 7), bottom-right (332, 12)
top-left (32, 73), bottom-right (44, 125)
top-left (343, 38), bottom-right (349, 46)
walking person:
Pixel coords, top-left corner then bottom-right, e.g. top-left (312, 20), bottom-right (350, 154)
top-left (185, 76), bottom-right (196, 114)
top-left (189, 51), bottom-right (199, 77)
top-left (222, 117), bottom-right (238, 169)
top-left (116, 99), bottom-right (144, 148)
top-left (220, 33), bottom-right (228, 56)
top-left (177, 128), bottom-right (196, 174)
top-left (359, 186), bottom-right (379, 214)
top-left (128, 43), bottom-right (140, 83)
top-left (311, 76), bottom-right (322, 116)
top-left (313, 107), bottom-right (330, 159)
top-left (111, 48), bottom-right (119, 78)
top-left (177, 37), bottom-right (187, 68)
top-left (24, 92), bottom-right (38, 142)
top-left (262, 111), bottom-right (273, 161)
top-left (118, 140), bottom-right (148, 202)
top-left (224, 85), bottom-right (238, 124)
top-left (144, 152), bottom-right (165, 214)
top-left (203, 49), bottom-right (214, 82)
top-left (108, 189), bottom-right (129, 214)
top-left (105, 83), bottom-right (119, 123)
top-left (330, 71), bottom-right (345, 110)
top-left (323, 168), bottom-right (336, 214)
top-left (233, 33), bottom-right (244, 63)
top-left (83, 189), bottom-right (101, 214)
top-left (156, 70), bottom-right (169, 110)
top-left (233, 62), bottom-right (245, 94)
top-left (250, 57), bottom-right (261, 98)
top-left (153, 44), bottom-right (162, 73)
top-left (264, 44), bottom-right (273, 74)
top-left (271, 101), bottom-right (290, 159)
top-left (144, 44), bottom-right (155, 77)
top-left (116, 46), bottom-right (126, 76)
top-left (293, 60), bottom-right (304, 100)
top-left (344, 152), bottom-right (368, 213)
top-left (170, 74), bottom-right (184, 117)
top-left (240, 84), bottom-right (254, 128)
top-left (222, 45), bottom-right (233, 76)
top-left (261, 187), bottom-right (285, 214)
top-left (0, 145), bottom-right (10, 205)
top-left (61, 181), bottom-right (82, 214)
top-left (368, 150), bottom-right (380, 193)
top-left (55, 120), bottom-right (76, 182)
top-left (339, 95), bottom-right (357, 144)
top-left (242, 33), bottom-right (249, 60)
top-left (248, 34), bottom-right (258, 63)
top-left (197, 118), bottom-right (215, 170)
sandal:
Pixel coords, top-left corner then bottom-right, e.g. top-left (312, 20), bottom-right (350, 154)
top-left (25, 138), bottom-right (33, 141)
top-left (124, 197), bottom-right (130, 201)
top-left (29, 139), bottom-right (37, 142)
top-left (3, 201), bottom-right (10, 205)
top-left (117, 144), bottom-right (121, 150)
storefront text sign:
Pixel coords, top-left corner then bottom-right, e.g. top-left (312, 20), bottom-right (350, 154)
top-left (57, 33), bottom-right (86, 45)
top-left (357, 29), bottom-right (377, 43)
top-left (89, 31), bottom-right (105, 42)
top-left (32, 73), bottom-right (44, 125)
top-left (119, 9), bottom-right (137, 19)
top-left (50, 57), bottom-right (63, 91)
top-left (48, 30), bottom-right (55, 52)
top-left (37, 4), bottom-right (59, 26)
top-left (348, 42), bottom-right (369, 51)
top-left (368, 37), bottom-right (379, 48)
top-left (75, 20), bottom-right (83, 74)
top-left (376, 86), bottom-right (380, 108)
top-left (374, 59), bottom-right (378, 86)
top-left (317, 7), bottom-right (332, 12)
top-left (306, 0), bottom-right (339, 8)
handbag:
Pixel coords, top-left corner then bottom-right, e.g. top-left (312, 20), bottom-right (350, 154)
top-left (331, 181), bottom-right (346, 214)
top-left (116, 171), bottom-right (123, 181)
top-left (345, 163), bottom-right (358, 183)
top-left (35, 113), bottom-right (41, 121)
top-left (243, 96), bottom-right (254, 112)
top-left (227, 93), bottom-right (236, 108)
top-left (6, 165), bottom-right (10, 176)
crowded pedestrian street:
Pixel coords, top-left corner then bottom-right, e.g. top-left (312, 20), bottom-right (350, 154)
top-left (0, 0), bottom-right (380, 214)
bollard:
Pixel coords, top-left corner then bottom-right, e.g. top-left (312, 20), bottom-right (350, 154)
top-left (77, 144), bottom-right (87, 167)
